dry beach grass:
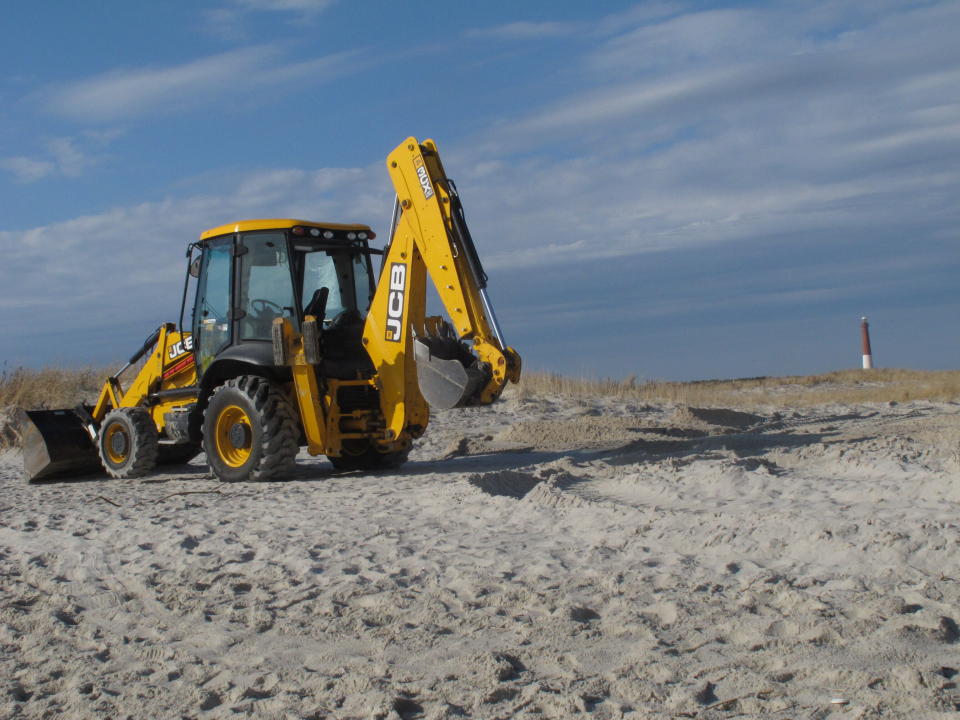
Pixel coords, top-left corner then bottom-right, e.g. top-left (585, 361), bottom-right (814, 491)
top-left (1, 366), bottom-right (960, 718)
top-left (0, 365), bottom-right (110, 412)
top-left (515, 368), bottom-right (960, 407)
top-left (3, 365), bottom-right (959, 420)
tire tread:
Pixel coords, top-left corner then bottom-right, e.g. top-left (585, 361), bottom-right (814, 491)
top-left (99, 407), bottom-right (159, 479)
top-left (204, 376), bottom-right (298, 481)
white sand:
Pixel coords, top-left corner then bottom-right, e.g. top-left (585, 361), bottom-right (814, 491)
top-left (2, 393), bottom-right (960, 718)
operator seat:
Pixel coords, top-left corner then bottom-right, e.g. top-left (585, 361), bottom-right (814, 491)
top-left (304, 287), bottom-right (329, 319)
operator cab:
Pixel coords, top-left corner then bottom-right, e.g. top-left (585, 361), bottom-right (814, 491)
top-left (189, 219), bottom-right (378, 380)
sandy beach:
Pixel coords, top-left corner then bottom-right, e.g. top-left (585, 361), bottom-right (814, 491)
top-left (2, 390), bottom-right (960, 718)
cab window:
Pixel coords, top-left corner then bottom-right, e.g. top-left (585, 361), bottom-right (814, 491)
top-left (301, 247), bottom-right (372, 323)
top-left (239, 233), bottom-right (296, 340)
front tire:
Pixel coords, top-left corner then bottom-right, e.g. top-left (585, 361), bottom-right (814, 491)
top-left (98, 407), bottom-right (159, 479)
top-left (203, 376), bottom-right (298, 482)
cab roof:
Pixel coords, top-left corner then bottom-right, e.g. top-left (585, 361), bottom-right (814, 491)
top-left (200, 219), bottom-right (374, 241)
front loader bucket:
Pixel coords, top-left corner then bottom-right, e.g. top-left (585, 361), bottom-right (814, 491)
top-left (414, 337), bottom-right (487, 410)
top-left (20, 408), bottom-right (101, 482)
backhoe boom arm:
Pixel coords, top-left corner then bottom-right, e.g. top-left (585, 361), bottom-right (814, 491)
top-left (362, 137), bottom-right (521, 440)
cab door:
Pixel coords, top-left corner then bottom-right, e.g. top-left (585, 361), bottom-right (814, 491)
top-left (193, 236), bottom-right (233, 376)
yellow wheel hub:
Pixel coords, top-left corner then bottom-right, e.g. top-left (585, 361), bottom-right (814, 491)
top-left (214, 405), bottom-right (253, 468)
top-left (104, 422), bottom-right (130, 464)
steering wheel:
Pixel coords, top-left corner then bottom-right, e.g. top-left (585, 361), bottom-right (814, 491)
top-left (251, 298), bottom-right (283, 315)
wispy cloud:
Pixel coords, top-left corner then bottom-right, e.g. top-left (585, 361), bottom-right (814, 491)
top-left (42, 45), bottom-right (361, 123)
top-left (230, 0), bottom-right (334, 11)
top-left (587, 7), bottom-right (790, 74)
top-left (466, 3), bottom-right (689, 42)
top-left (1, 136), bottom-right (107, 183)
top-left (204, 0), bottom-right (336, 40)
top-left (457, 0), bottom-right (960, 267)
top-left (592, 1), bottom-right (690, 36)
top-left (19, 0), bottom-right (960, 267)
top-left (466, 20), bottom-right (581, 40)
top-left (44, 47), bottom-right (273, 122)
top-left (1, 156), bottom-right (55, 183)
top-left (45, 137), bottom-right (93, 177)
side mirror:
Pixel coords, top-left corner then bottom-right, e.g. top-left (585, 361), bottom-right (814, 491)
top-left (189, 257), bottom-right (201, 278)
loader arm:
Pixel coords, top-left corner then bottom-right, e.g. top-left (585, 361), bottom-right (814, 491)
top-left (22, 322), bottom-right (198, 481)
top-left (362, 137), bottom-right (521, 440)
top-left (90, 323), bottom-right (197, 426)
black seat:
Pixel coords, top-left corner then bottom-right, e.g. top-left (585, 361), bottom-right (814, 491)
top-left (304, 287), bottom-right (329, 319)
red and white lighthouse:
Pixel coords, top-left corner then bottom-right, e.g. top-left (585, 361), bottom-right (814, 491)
top-left (860, 317), bottom-right (874, 369)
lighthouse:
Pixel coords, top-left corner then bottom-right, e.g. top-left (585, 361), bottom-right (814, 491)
top-left (860, 317), bottom-right (874, 370)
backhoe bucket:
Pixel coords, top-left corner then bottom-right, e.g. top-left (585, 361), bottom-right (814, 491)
top-left (20, 408), bottom-right (101, 482)
top-left (414, 337), bottom-right (487, 410)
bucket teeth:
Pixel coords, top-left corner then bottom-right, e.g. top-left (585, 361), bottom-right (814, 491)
top-left (20, 408), bottom-right (101, 482)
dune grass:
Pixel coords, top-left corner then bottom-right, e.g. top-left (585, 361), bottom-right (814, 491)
top-left (513, 368), bottom-right (960, 407)
top-left (2, 364), bottom-right (958, 421)
top-left (0, 365), bottom-right (111, 411)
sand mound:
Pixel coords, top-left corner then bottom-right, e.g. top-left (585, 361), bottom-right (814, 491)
top-left (496, 416), bottom-right (641, 451)
top-left (442, 434), bottom-right (496, 458)
top-left (468, 470), bottom-right (541, 498)
top-left (670, 406), bottom-right (766, 428)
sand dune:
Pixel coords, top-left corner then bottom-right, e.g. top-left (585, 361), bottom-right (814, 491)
top-left (2, 392), bottom-right (959, 718)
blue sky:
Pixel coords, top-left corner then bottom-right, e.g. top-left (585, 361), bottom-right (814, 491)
top-left (1, 0), bottom-right (958, 381)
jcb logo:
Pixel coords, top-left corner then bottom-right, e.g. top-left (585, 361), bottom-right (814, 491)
top-left (385, 263), bottom-right (407, 342)
top-left (413, 155), bottom-right (434, 200)
top-left (167, 334), bottom-right (194, 359)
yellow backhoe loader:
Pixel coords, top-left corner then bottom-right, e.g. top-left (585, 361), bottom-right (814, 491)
top-left (21, 137), bottom-right (521, 482)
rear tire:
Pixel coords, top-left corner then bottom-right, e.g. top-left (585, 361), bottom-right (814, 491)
top-left (329, 441), bottom-right (409, 472)
top-left (203, 376), bottom-right (298, 482)
top-left (98, 407), bottom-right (159, 479)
